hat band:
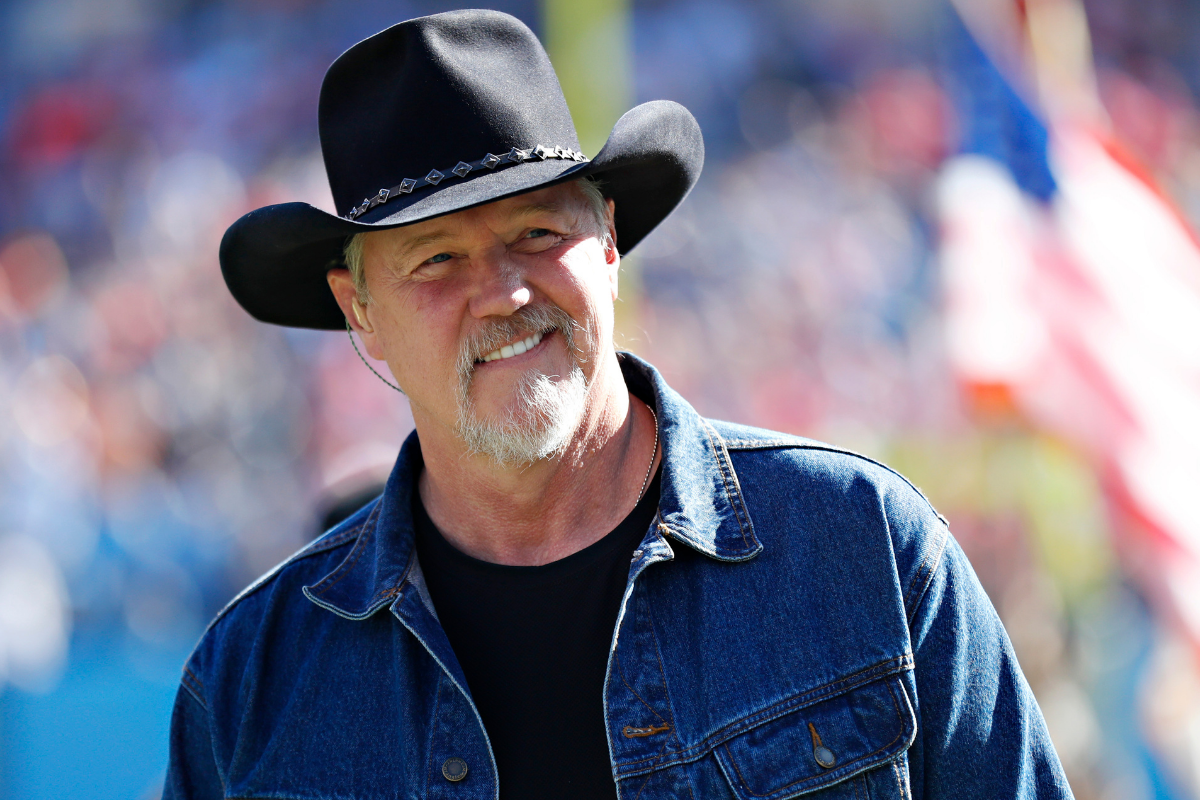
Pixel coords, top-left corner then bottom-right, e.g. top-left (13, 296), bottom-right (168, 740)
top-left (343, 144), bottom-right (589, 221)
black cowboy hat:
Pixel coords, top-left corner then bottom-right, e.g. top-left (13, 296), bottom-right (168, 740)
top-left (219, 8), bottom-right (704, 330)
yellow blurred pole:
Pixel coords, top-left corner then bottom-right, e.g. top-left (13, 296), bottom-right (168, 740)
top-left (1024, 0), bottom-right (1104, 125)
top-left (541, 0), bottom-right (642, 348)
top-left (541, 0), bottom-right (632, 156)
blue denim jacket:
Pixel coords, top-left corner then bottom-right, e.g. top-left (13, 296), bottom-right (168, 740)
top-left (164, 354), bottom-right (1073, 799)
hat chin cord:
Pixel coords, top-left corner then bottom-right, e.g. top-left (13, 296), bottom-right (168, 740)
top-left (346, 321), bottom-right (406, 395)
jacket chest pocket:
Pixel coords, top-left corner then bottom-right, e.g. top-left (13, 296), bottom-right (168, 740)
top-left (714, 673), bottom-right (916, 800)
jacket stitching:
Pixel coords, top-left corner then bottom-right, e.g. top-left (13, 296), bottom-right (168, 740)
top-left (632, 770), bottom-right (653, 800)
top-left (308, 502), bottom-right (382, 598)
top-left (892, 759), bottom-right (907, 800)
top-left (645, 588), bottom-right (683, 751)
top-left (424, 677), bottom-right (444, 796)
top-left (700, 421), bottom-right (751, 549)
top-left (616, 649), bottom-right (668, 725)
top-left (631, 734), bottom-right (677, 792)
top-left (614, 654), bottom-right (912, 771)
top-left (383, 549), bottom-right (419, 608)
top-left (703, 422), bottom-right (750, 547)
top-left (710, 425), bottom-right (756, 549)
top-left (903, 524), bottom-right (949, 626)
top-left (722, 678), bottom-right (907, 798)
top-left (313, 524), bottom-right (363, 551)
top-left (720, 439), bottom-right (800, 449)
top-left (180, 667), bottom-right (207, 710)
top-left (182, 665), bottom-right (205, 693)
top-left (372, 584), bottom-right (405, 602)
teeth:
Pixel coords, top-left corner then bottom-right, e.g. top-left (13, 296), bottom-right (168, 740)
top-left (481, 329), bottom-right (545, 363)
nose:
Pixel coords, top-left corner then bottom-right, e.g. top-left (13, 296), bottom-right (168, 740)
top-left (467, 252), bottom-right (531, 319)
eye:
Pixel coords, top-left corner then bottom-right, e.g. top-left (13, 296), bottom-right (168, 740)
top-left (426, 253), bottom-right (452, 264)
top-left (526, 228), bottom-right (551, 239)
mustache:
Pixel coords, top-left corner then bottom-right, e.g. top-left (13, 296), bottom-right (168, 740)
top-left (455, 304), bottom-right (589, 377)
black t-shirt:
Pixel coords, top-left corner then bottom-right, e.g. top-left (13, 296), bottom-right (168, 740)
top-left (413, 470), bottom-right (661, 800)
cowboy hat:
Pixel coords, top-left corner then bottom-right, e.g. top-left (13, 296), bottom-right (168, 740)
top-left (219, 8), bottom-right (704, 330)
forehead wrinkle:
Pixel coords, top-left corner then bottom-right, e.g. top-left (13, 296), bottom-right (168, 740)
top-left (508, 202), bottom-right (563, 218)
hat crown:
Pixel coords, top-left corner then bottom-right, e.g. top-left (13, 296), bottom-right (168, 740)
top-left (318, 10), bottom-right (581, 218)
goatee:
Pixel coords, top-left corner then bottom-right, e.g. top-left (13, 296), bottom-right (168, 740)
top-left (454, 304), bottom-right (593, 466)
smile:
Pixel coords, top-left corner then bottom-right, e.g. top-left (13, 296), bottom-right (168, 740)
top-left (478, 329), bottom-right (550, 363)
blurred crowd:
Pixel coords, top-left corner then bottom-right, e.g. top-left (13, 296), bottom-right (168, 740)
top-left (1, 0), bottom-right (1198, 797)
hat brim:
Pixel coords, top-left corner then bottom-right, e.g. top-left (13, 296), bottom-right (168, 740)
top-left (219, 100), bottom-right (703, 330)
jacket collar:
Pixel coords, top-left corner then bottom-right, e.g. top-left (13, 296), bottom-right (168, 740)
top-left (620, 352), bottom-right (761, 562)
top-left (304, 353), bottom-right (761, 619)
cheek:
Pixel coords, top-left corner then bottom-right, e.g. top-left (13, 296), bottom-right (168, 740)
top-left (371, 288), bottom-right (461, 384)
top-left (558, 241), bottom-right (616, 311)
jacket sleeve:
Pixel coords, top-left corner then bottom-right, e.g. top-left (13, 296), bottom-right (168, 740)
top-left (163, 668), bottom-right (225, 800)
top-left (905, 532), bottom-right (1074, 799)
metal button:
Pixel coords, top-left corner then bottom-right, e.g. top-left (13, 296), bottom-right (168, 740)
top-left (442, 757), bottom-right (468, 782)
top-left (808, 723), bottom-right (836, 769)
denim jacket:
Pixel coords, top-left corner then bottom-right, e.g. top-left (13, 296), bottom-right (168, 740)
top-left (164, 354), bottom-right (1073, 799)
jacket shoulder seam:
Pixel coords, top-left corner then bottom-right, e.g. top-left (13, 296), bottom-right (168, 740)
top-left (716, 429), bottom-right (948, 528)
top-left (904, 522), bottom-right (951, 626)
top-left (180, 665), bottom-right (208, 709)
top-left (719, 438), bottom-right (808, 450)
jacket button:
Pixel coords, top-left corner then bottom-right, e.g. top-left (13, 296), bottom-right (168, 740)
top-left (808, 722), bottom-right (836, 769)
top-left (442, 757), bottom-right (468, 782)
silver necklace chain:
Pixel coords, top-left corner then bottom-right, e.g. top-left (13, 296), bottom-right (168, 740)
top-left (638, 404), bottom-right (659, 501)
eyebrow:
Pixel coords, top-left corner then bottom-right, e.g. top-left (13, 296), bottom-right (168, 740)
top-left (392, 202), bottom-right (574, 261)
top-left (393, 230), bottom-right (455, 262)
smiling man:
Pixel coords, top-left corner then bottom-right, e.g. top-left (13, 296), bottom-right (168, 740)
top-left (325, 181), bottom-right (661, 570)
top-left (166, 10), bottom-right (1074, 800)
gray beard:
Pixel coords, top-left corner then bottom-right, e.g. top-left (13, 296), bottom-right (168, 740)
top-left (454, 305), bottom-right (593, 466)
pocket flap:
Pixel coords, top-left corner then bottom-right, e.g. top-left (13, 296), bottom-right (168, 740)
top-left (715, 674), bottom-right (916, 800)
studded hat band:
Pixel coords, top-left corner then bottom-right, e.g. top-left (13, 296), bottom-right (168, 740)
top-left (343, 144), bottom-right (589, 221)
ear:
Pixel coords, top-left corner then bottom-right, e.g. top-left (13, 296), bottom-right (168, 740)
top-left (327, 269), bottom-right (383, 358)
top-left (604, 198), bottom-right (620, 300)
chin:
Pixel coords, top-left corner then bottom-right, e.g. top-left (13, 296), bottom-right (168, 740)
top-left (456, 365), bottom-right (589, 466)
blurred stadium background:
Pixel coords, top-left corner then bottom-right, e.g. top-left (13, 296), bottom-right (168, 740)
top-left (2, 0), bottom-right (1199, 797)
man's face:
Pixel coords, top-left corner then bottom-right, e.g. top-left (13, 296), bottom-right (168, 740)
top-left (328, 181), bottom-right (619, 463)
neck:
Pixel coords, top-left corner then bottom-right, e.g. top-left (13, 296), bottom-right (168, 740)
top-left (414, 352), bottom-right (660, 566)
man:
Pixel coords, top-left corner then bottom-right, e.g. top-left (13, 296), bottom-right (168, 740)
top-left (167, 9), bottom-right (1073, 800)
